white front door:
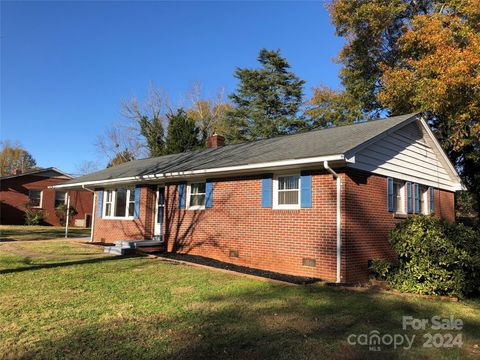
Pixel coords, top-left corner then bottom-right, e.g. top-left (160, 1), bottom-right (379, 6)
top-left (154, 185), bottom-right (165, 240)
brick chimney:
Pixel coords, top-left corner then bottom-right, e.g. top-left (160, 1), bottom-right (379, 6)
top-left (207, 134), bottom-right (225, 148)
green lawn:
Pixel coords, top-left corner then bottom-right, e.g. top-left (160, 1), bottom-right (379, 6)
top-left (0, 225), bottom-right (91, 240)
top-left (0, 240), bottom-right (479, 359)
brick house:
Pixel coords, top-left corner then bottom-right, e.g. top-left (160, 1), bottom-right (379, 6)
top-left (54, 113), bottom-right (462, 283)
top-left (0, 167), bottom-right (93, 227)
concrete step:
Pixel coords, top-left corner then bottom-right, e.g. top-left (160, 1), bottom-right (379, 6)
top-left (114, 240), bottom-right (164, 248)
top-left (104, 246), bottom-right (125, 255)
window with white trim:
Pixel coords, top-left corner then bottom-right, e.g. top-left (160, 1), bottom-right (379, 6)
top-left (103, 188), bottom-right (135, 218)
top-left (54, 191), bottom-right (66, 208)
top-left (393, 181), bottom-right (405, 213)
top-left (28, 190), bottom-right (42, 207)
top-left (187, 182), bottom-right (206, 209)
top-left (274, 174), bottom-right (300, 209)
top-left (419, 185), bottom-right (429, 214)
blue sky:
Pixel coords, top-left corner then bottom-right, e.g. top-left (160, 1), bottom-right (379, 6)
top-left (1, 1), bottom-right (344, 175)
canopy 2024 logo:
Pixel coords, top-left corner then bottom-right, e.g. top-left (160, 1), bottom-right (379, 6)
top-left (347, 315), bottom-right (464, 352)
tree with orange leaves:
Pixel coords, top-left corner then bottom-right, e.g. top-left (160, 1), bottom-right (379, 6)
top-left (311, 0), bottom-right (480, 218)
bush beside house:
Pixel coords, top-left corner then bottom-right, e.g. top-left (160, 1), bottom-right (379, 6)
top-left (371, 215), bottom-right (480, 298)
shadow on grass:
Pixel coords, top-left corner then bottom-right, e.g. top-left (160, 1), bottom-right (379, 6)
top-left (15, 284), bottom-right (480, 360)
top-left (0, 255), bottom-right (127, 274)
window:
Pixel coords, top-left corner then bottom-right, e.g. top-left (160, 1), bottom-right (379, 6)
top-left (28, 190), bottom-right (42, 207)
top-left (104, 190), bottom-right (113, 217)
top-left (54, 192), bottom-right (66, 208)
top-left (128, 189), bottom-right (136, 217)
top-left (274, 175), bottom-right (300, 209)
top-left (188, 182), bottom-right (206, 209)
top-left (392, 181), bottom-right (405, 213)
top-left (103, 188), bottom-right (135, 218)
top-left (419, 185), bottom-right (429, 214)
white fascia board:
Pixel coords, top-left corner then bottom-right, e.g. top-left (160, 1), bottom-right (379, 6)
top-left (51, 154), bottom-right (347, 189)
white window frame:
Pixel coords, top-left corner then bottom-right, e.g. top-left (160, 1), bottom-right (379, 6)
top-left (186, 181), bottom-right (206, 210)
top-left (102, 187), bottom-right (135, 220)
top-left (28, 189), bottom-right (43, 208)
top-left (393, 180), bottom-right (406, 214)
top-left (54, 191), bottom-right (67, 208)
top-left (419, 185), bottom-right (429, 214)
top-left (273, 173), bottom-right (301, 210)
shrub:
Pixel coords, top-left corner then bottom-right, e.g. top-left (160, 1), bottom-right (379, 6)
top-left (24, 205), bottom-right (44, 225)
top-left (371, 215), bottom-right (480, 298)
top-left (55, 204), bottom-right (77, 226)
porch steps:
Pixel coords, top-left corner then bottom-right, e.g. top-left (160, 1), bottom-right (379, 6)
top-left (104, 239), bottom-right (164, 255)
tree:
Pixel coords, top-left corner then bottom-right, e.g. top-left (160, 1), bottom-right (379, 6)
top-left (94, 123), bottom-right (144, 164)
top-left (164, 109), bottom-right (201, 155)
top-left (121, 85), bottom-right (169, 157)
top-left (185, 82), bottom-right (233, 145)
top-left (321, 0), bottom-right (480, 218)
top-left (107, 148), bottom-right (136, 168)
top-left (227, 49), bottom-right (305, 142)
top-left (305, 85), bottom-right (365, 128)
top-left (0, 141), bottom-right (37, 176)
top-left (74, 161), bottom-right (100, 176)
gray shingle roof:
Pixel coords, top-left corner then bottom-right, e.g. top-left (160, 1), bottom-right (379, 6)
top-left (62, 113), bottom-right (419, 186)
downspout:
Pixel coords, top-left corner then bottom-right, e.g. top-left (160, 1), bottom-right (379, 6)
top-left (82, 185), bottom-right (96, 242)
top-left (324, 161), bottom-right (342, 284)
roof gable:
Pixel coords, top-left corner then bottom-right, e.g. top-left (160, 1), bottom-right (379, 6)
top-left (348, 118), bottom-right (462, 191)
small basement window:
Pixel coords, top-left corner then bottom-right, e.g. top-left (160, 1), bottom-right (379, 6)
top-left (28, 190), bottom-right (42, 208)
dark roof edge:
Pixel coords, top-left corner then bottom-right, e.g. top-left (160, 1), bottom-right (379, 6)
top-left (52, 153), bottom-right (348, 190)
top-left (0, 167), bottom-right (73, 181)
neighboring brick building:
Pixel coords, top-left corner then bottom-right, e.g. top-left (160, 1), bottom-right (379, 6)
top-left (54, 114), bottom-right (462, 283)
top-left (0, 167), bottom-right (93, 227)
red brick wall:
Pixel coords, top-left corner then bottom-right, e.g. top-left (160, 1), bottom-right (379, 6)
top-left (0, 175), bottom-right (93, 226)
top-left (343, 169), bottom-right (455, 283)
top-left (164, 173), bottom-right (339, 280)
top-left (92, 185), bottom-right (156, 243)
top-left (91, 170), bottom-right (456, 283)
top-left (93, 172), bottom-right (340, 281)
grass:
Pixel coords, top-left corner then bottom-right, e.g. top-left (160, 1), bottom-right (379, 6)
top-left (0, 225), bottom-right (91, 240)
top-left (0, 240), bottom-right (479, 359)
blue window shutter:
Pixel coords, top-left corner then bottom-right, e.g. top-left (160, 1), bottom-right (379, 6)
top-left (178, 183), bottom-right (186, 209)
top-left (133, 186), bottom-right (141, 219)
top-left (414, 183), bottom-right (420, 213)
top-left (429, 187), bottom-right (435, 213)
top-left (205, 180), bottom-right (213, 208)
top-left (406, 182), bottom-right (412, 213)
top-left (387, 177), bottom-right (394, 212)
top-left (97, 190), bottom-right (103, 218)
top-left (261, 174), bottom-right (272, 208)
top-left (300, 171), bottom-right (312, 208)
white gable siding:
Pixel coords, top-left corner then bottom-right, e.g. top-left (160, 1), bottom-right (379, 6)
top-left (348, 121), bottom-right (457, 191)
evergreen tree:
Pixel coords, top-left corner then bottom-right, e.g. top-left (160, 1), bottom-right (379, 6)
top-left (107, 149), bottom-right (135, 168)
top-left (164, 109), bottom-right (202, 155)
top-left (227, 49), bottom-right (305, 142)
top-left (138, 115), bottom-right (165, 157)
